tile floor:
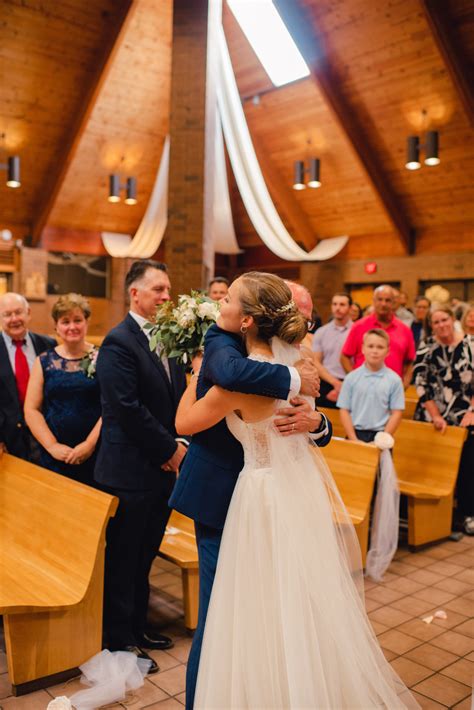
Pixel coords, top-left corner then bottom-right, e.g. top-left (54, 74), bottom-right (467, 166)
top-left (0, 537), bottom-right (472, 709)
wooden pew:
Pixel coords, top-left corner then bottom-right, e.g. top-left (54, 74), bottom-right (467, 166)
top-left (403, 385), bottom-right (418, 420)
top-left (318, 438), bottom-right (379, 566)
top-left (159, 511), bottom-right (199, 632)
top-left (320, 409), bottom-right (467, 548)
top-left (393, 420), bottom-right (467, 547)
top-left (0, 453), bottom-right (118, 695)
top-left (319, 407), bottom-right (345, 438)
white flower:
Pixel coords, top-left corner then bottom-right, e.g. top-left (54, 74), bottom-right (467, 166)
top-left (460, 370), bottom-right (472, 384)
top-left (177, 309), bottom-right (196, 328)
top-left (374, 432), bottom-right (394, 450)
top-left (197, 301), bottom-right (219, 320)
top-left (47, 697), bottom-right (73, 710)
top-left (179, 295), bottom-right (197, 310)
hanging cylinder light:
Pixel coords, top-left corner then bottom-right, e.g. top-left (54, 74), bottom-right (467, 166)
top-left (293, 161), bottom-right (306, 190)
top-left (108, 174), bottom-right (121, 202)
top-left (292, 158), bottom-right (322, 189)
top-left (424, 131), bottom-right (440, 166)
top-left (405, 136), bottom-right (421, 170)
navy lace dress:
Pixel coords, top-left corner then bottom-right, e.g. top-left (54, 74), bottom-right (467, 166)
top-left (39, 349), bottom-right (101, 484)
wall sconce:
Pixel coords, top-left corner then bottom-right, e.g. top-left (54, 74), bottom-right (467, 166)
top-left (108, 175), bottom-right (137, 204)
top-left (292, 158), bottom-right (321, 189)
top-left (405, 131), bottom-right (440, 170)
top-left (0, 156), bottom-right (21, 188)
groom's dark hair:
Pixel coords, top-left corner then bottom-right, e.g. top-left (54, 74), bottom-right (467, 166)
top-left (125, 260), bottom-right (167, 292)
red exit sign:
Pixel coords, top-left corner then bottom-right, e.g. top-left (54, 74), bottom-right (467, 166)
top-left (365, 262), bottom-right (377, 274)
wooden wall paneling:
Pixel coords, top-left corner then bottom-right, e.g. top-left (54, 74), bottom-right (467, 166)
top-left (31, 1), bottom-right (136, 244)
top-left (243, 83), bottom-right (395, 240)
top-left (48, 0), bottom-right (173, 237)
top-left (298, 0), bottom-right (474, 239)
top-left (273, 0), bottom-right (415, 254)
top-left (420, 0), bottom-right (474, 128)
top-left (40, 227), bottom-right (107, 256)
top-left (301, 250), bottom-right (474, 322)
top-left (0, 1), bottom-right (132, 231)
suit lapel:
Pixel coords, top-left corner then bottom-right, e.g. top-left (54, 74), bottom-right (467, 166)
top-left (0, 336), bottom-right (19, 404)
top-left (126, 314), bottom-right (173, 396)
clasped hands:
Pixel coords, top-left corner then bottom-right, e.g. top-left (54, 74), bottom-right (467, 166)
top-left (275, 356), bottom-right (321, 436)
top-left (47, 440), bottom-right (95, 465)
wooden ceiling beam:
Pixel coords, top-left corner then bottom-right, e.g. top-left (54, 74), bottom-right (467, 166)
top-left (273, 0), bottom-right (415, 255)
top-left (30, 0), bottom-right (136, 246)
top-left (419, 0), bottom-right (474, 129)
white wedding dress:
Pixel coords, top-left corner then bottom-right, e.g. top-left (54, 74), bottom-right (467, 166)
top-left (194, 340), bottom-right (419, 709)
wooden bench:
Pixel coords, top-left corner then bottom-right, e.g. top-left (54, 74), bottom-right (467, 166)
top-left (0, 453), bottom-right (118, 695)
top-left (393, 419), bottom-right (467, 547)
top-left (319, 407), bottom-right (345, 438)
top-left (403, 385), bottom-right (418, 420)
top-left (317, 438), bottom-right (379, 566)
top-left (159, 510), bottom-right (199, 632)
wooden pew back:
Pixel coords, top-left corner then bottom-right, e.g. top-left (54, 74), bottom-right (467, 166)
top-left (0, 454), bottom-right (117, 691)
top-left (319, 407), bottom-right (345, 438)
top-left (319, 437), bottom-right (379, 565)
top-left (393, 419), bottom-right (466, 498)
top-left (1, 454), bottom-right (117, 612)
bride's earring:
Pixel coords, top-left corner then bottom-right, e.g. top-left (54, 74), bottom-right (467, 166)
top-left (240, 325), bottom-right (247, 335)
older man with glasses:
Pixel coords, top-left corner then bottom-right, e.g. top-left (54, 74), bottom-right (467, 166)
top-left (0, 292), bottom-right (56, 461)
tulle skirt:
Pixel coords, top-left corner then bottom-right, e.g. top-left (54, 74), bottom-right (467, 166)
top-left (194, 434), bottom-right (419, 709)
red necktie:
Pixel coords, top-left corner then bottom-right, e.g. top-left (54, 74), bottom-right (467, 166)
top-left (13, 339), bottom-right (30, 407)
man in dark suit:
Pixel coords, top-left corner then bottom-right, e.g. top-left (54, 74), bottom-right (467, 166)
top-left (94, 260), bottom-right (187, 674)
top-left (170, 322), bottom-right (332, 709)
top-left (0, 292), bottom-right (55, 461)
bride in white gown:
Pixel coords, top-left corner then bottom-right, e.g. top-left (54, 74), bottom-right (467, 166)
top-left (176, 273), bottom-right (419, 709)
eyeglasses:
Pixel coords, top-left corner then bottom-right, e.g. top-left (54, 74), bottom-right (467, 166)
top-left (1, 308), bottom-right (26, 319)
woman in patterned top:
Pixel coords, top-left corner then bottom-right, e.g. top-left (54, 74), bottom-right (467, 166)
top-left (413, 305), bottom-right (474, 534)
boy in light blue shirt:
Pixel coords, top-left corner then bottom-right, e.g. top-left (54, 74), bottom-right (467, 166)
top-left (337, 329), bottom-right (405, 443)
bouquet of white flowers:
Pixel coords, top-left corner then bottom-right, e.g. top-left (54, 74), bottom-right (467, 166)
top-left (145, 291), bottom-right (220, 365)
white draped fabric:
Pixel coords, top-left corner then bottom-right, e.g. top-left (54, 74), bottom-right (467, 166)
top-left (215, 22), bottom-right (348, 261)
top-left (211, 110), bottom-right (242, 255)
top-left (365, 448), bottom-right (401, 582)
top-left (102, 7), bottom-right (347, 263)
top-left (101, 136), bottom-right (170, 259)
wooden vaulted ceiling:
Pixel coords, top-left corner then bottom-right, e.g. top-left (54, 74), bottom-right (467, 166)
top-left (0, 0), bottom-right (473, 259)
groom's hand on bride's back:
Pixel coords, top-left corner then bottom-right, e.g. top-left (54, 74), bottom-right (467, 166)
top-left (295, 357), bottom-right (320, 399)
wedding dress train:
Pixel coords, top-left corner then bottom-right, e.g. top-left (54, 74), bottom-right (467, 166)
top-left (194, 341), bottom-right (419, 709)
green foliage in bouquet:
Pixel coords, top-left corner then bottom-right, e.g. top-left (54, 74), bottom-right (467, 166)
top-left (145, 291), bottom-right (220, 365)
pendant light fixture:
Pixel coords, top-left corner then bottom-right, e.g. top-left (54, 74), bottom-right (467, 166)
top-left (405, 131), bottom-right (440, 170)
top-left (292, 158), bottom-right (321, 189)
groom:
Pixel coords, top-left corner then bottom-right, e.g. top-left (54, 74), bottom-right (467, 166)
top-left (170, 321), bottom-right (332, 709)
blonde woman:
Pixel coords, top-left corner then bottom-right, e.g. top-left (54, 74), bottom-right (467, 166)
top-left (25, 293), bottom-right (101, 484)
top-left (176, 273), bottom-right (418, 709)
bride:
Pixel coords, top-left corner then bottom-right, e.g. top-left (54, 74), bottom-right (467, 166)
top-left (176, 272), bottom-right (418, 709)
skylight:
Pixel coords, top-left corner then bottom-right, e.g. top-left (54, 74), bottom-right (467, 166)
top-left (227, 0), bottom-right (310, 88)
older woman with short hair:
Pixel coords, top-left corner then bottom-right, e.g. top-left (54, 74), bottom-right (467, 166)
top-left (413, 305), bottom-right (474, 534)
top-left (25, 293), bottom-right (101, 484)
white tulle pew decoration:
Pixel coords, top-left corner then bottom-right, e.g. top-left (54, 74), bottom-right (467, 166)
top-left (46, 649), bottom-right (150, 710)
top-left (365, 432), bottom-right (400, 582)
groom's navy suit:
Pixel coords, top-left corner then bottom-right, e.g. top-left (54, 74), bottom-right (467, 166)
top-left (169, 325), bottom-right (332, 709)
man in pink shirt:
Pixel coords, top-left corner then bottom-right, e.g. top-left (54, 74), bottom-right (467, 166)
top-left (341, 285), bottom-right (415, 388)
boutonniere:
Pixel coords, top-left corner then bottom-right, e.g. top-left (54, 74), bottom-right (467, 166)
top-left (80, 347), bottom-right (99, 379)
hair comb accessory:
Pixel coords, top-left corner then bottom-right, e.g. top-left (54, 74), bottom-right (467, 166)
top-left (275, 299), bottom-right (295, 315)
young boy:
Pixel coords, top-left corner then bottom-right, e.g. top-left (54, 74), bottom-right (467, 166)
top-left (337, 329), bottom-right (405, 443)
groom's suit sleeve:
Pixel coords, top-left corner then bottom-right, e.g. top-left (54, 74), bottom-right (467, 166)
top-left (203, 331), bottom-right (291, 400)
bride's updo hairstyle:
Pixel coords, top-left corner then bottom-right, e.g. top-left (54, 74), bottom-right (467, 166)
top-left (238, 272), bottom-right (307, 345)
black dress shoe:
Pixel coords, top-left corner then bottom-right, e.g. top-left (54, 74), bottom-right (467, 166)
top-left (123, 645), bottom-right (159, 674)
top-left (137, 632), bottom-right (174, 651)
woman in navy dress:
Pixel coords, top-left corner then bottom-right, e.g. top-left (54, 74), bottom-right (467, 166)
top-left (25, 293), bottom-right (101, 485)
